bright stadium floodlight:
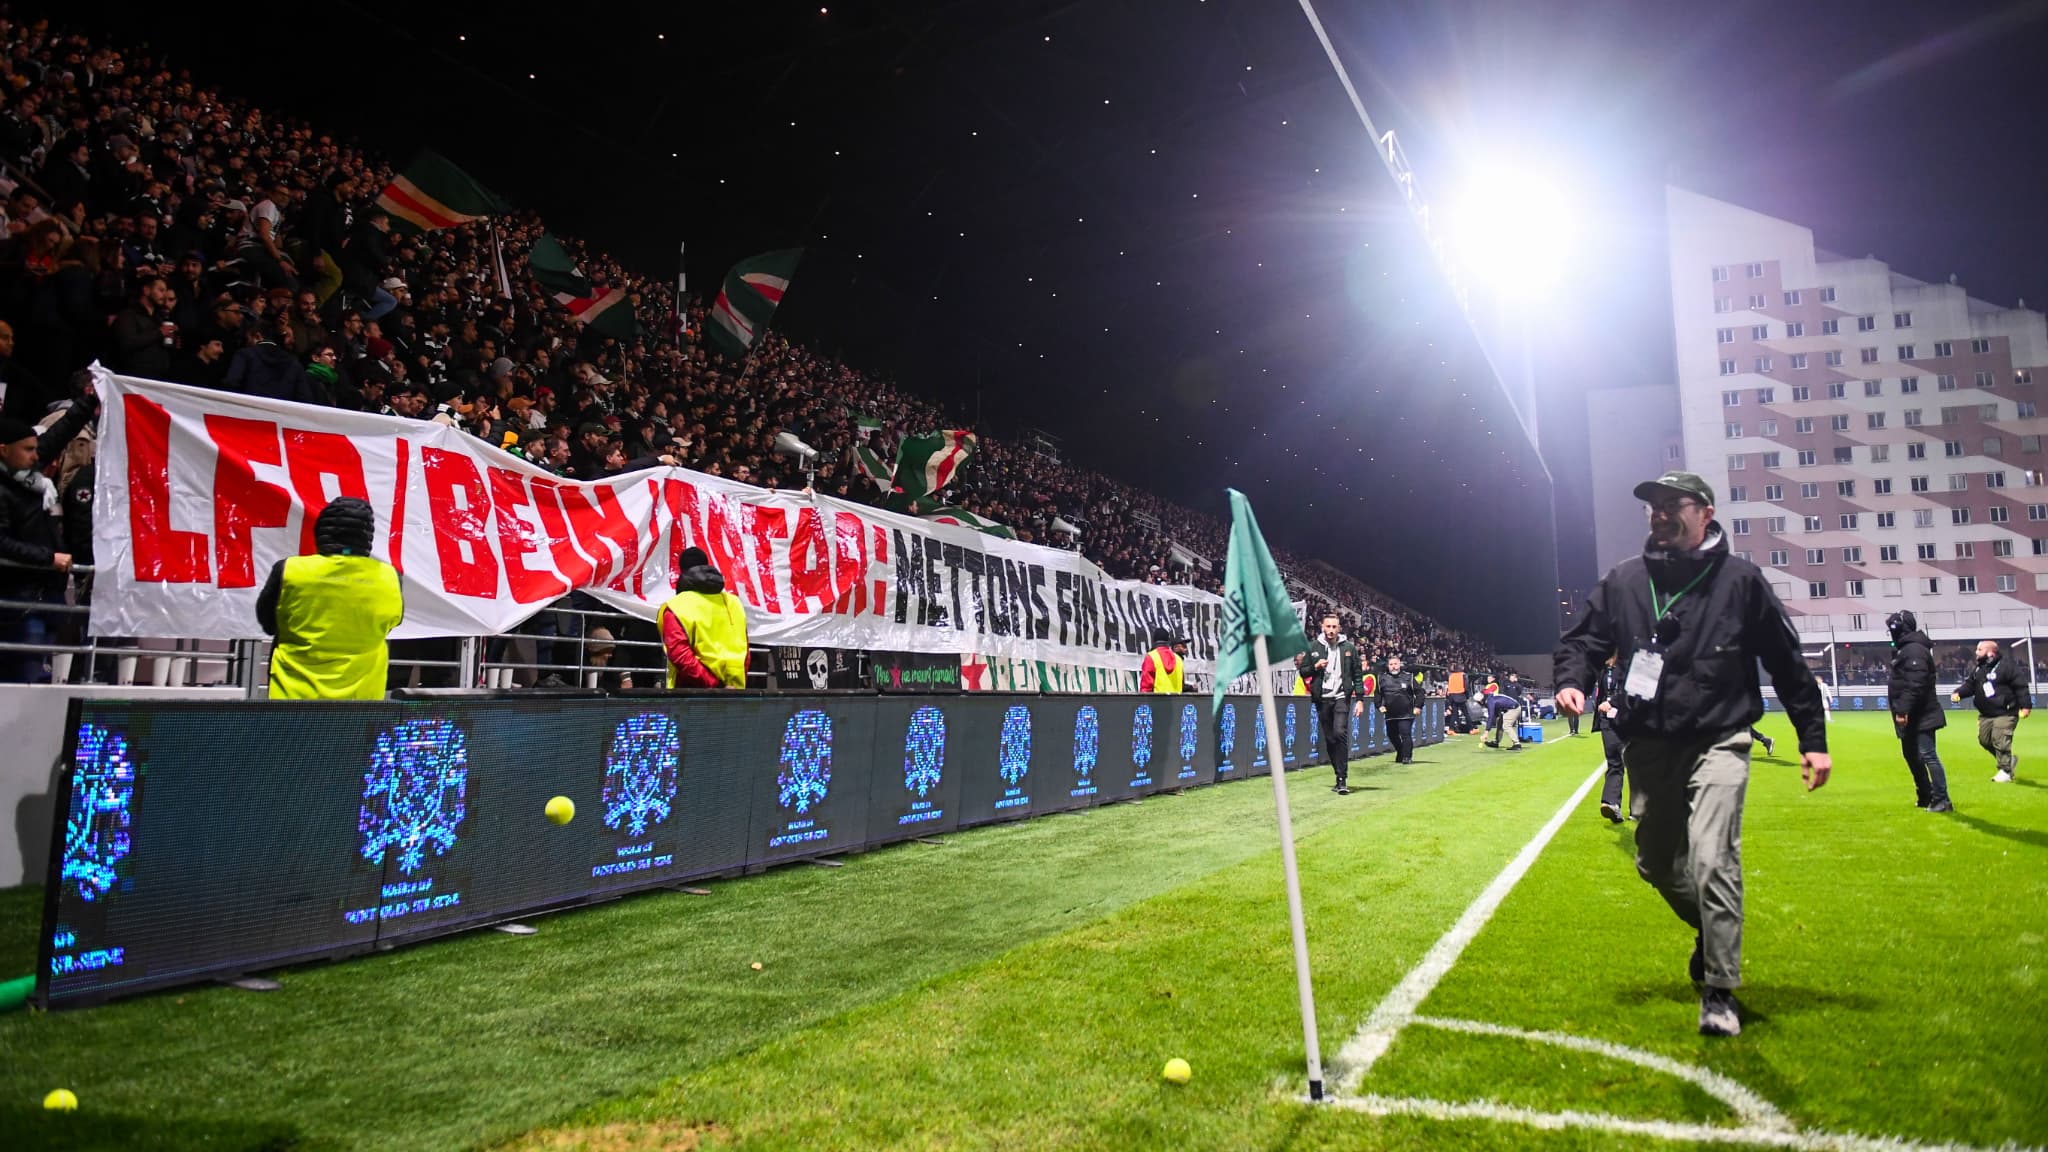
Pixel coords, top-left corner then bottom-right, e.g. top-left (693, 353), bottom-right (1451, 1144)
top-left (1445, 164), bottom-right (1578, 300)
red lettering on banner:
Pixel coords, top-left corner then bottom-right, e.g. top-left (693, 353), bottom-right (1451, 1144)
top-left (421, 447), bottom-right (498, 597)
top-left (661, 478), bottom-right (706, 591)
top-left (703, 493), bottom-right (758, 605)
top-left (283, 429), bottom-right (369, 555)
top-left (123, 394), bottom-right (210, 583)
top-left (636, 478), bottom-right (665, 598)
top-left (389, 439), bottom-right (410, 573)
top-left (740, 504), bottom-right (787, 612)
top-left (833, 511), bottom-right (867, 612)
top-left (488, 467), bottom-right (568, 604)
top-left (788, 507), bottom-right (829, 613)
top-left (528, 477), bottom-right (596, 588)
top-left (206, 415), bottom-right (291, 589)
top-left (871, 523), bottom-right (891, 617)
top-left (559, 482), bottom-right (640, 590)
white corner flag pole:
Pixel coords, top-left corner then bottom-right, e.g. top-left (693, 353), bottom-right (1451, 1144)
top-left (1253, 633), bottom-right (1325, 1101)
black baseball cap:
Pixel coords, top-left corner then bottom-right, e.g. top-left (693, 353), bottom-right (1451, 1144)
top-left (1632, 470), bottom-right (1716, 507)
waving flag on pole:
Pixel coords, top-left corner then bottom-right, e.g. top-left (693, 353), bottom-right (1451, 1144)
top-left (707, 249), bottom-right (803, 360)
top-left (528, 232), bottom-right (639, 338)
top-left (375, 150), bottom-right (508, 235)
top-left (893, 430), bottom-right (977, 498)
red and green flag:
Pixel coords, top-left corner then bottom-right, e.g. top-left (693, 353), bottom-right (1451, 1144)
top-left (893, 430), bottom-right (977, 498)
top-left (375, 150), bottom-right (508, 235)
top-left (707, 249), bottom-right (803, 359)
top-left (851, 443), bottom-right (893, 493)
top-left (529, 232), bottom-right (640, 339)
top-left (921, 506), bottom-right (1016, 540)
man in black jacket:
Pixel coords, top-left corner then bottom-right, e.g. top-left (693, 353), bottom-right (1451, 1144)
top-left (1296, 613), bottom-right (1364, 793)
top-left (1954, 639), bottom-right (2030, 783)
top-left (1885, 610), bottom-right (1952, 811)
top-left (1592, 652), bottom-right (1627, 823)
top-left (1556, 470), bottom-right (1830, 1039)
top-left (0, 400), bottom-right (96, 682)
top-left (1377, 653), bottom-right (1425, 764)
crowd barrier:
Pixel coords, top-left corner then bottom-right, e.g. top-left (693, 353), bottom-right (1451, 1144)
top-left (38, 691), bottom-right (1444, 1009)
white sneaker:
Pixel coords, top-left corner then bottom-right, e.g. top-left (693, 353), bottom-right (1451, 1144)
top-left (1994, 769), bottom-right (2014, 783)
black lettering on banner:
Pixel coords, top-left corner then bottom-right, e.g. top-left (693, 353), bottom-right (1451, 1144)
top-left (1003, 559), bottom-right (1027, 638)
top-left (1054, 571), bottom-right (1073, 645)
top-left (939, 542), bottom-right (967, 631)
top-left (961, 550), bottom-right (988, 634)
top-left (923, 535), bottom-right (949, 628)
top-left (1097, 580), bottom-right (1120, 652)
top-left (893, 530), bottom-right (918, 625)
top-left (1030, 564), bottom-right (1051, 640)
top-left (986, 557), bottom-right (1011, 637)
top-left (1134, 592), bottom-right (1161, 651)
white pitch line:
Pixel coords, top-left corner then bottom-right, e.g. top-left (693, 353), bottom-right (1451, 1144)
top-left (1331, 762), bottom-right (1604, 1090)
top-left (1328, 1094), bottom-right (2044, 1152)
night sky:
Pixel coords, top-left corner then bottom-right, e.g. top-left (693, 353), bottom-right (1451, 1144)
top-left (61, 0), bottom-right (2048, 650)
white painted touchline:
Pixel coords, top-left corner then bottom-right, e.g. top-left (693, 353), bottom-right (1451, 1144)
top-left (1331, 762), bottom-right (1604, 1091)
top-left (1328, 1093), bottom-right (2044, 1152)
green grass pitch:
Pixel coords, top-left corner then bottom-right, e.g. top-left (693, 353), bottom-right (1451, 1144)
top-left (2, 711), bottom-right (2042, 1150)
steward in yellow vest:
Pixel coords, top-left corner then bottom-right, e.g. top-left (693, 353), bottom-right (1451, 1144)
top-left (659, 547), bottom-right (749, 689)
top-left (256, 498), bottom-right (403, 700)
top-left (1139, 629), bottom-right (1187, 693)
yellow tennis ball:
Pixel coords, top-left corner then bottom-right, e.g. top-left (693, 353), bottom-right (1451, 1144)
top-left (1162, 1058), bottom-right (1191, 1085)
top-left (544, 796), bottom-right (575, 825)
top-left (44, 1088), bottom-right (78, 1111)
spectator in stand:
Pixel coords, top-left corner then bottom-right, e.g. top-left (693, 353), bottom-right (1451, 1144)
top-left (225, 315), bottom-right (322, 404)
top-left (108, 274), bottom-right (176, 379)
top-left (0, 396), bottom-right (95, 682)
top-left (0, 320), bottom-right (51, 422)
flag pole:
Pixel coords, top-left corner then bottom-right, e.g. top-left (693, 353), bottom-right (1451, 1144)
top-left (1253, 632), bottom-right (1325, 1101)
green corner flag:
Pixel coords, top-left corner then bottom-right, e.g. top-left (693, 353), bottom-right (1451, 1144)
top-left (1215, 488), bottom-right (1310, 710)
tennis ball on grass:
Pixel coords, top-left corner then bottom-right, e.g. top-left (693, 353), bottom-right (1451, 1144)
top-left (1161, 1058), bottom-right (1191, 1086)
top-left (44, 1088), bottom-right (78, 1111)
top-left (545, 796), bottom-right (575, 825)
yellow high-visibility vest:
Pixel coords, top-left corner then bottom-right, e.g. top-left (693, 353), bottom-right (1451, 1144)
top-left (269, 554), bottom-right (403, 700)
top-left (660, 589), bottom-right (749, 689)
top-left (1143, 647), bottom-right (1184, 693)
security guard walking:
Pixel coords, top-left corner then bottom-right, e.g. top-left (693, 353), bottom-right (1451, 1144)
top-left (256, 497), bottom-right (404, 699)
top-left (1953, 639), bottom-right (2030, 784)
top-left (1377, 654), bottom-right (1425, 764)
top-left (1140, 629), bottom-right (1187, 693)
top-left (1886, 610), bottom-right (1952, 811)
top-left (660, 546), bottom-right (749, 689)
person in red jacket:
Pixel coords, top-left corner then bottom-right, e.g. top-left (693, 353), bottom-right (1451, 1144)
top-left (1139, 629), bottom-right (1187, 693)
top-left (658, 547), bottom-right (749, 689)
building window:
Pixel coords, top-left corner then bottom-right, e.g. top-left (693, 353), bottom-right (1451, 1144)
top-left (1994, 539), bottom-right (2016, 557)
top-left (1830, 414), bottom-right (1851, 431)
top-left (1726, 453), bottom-right (1746, 471)
top-left (1986, 437), bottom-right (2005, 457)
top-left (1874, 478), bottom-right (1893, 494)
top-left (1791, 385), bottom-right (1812, 401)
top-left (1949, 473), bottom-right (1969, 491)
top-left (1846, 581), bottom-right (1865, 598)
top-left (1843, 546), bottom-right (1863, 563)
top-left (1858, 315), bottom-right (1876, 332)
top-left (1728, 485), bottom-right (1747, 502)
top-left (1783, 290), bottom-right (1801, 305)
top-left (1872, 445), bottom-right (1891, 463)
top-left (2025, 436), bottom-right (2042, 454)
top-left (1865, 379), bottom-right (1883, 397)
top-left (1894, 311), bottom-right (1912, 328)
top-left (1837, 480), bottom-right (1857, 497)
top-left (1987, 471), bottom-right (2008, 488)
top-left (1798, 450), bottom-right (1818, 466)
top-left (1800, 482), bottom-right (1821, 498)
top-left (1825, 350), bottom-right (1844, 366)
top-left (1821, 318), bottom-right (1840, 335)
top-left (2037, 540), bottom-right (2048, 556)
top-left (1769, 549), bottom-right (1789, 566)
top-left (1908, 442), bottom-right (1927, 459)
top-left (1793, 353), bottom-right (1810, 370)
top-left (1746, 262), bottom-right (1765, 278)
top-left (1715, 297), bottom-right (1733, 313)
top-left (1764, 484), bottom-right (1784, 500)
top-left (1938, 374), bottom-right (1957, 391)
top-left (1990, 505), bottom-right (2010, 523)
top-left (1717, 327), bottom-right (1736, 344)
top-left (1972, 337), bottom-right (1992, 354)
top-left (1720, 359), bottom-right (1738, 376)
top-left (1898, 345), bottom-right (1916, 360)
top-left (1732, 518), bottom-right (1751, 535)
top-left (1978, 371), bottom-right (1996, 389)
top-left (1945, 440), bottom-right (1965, 457)
top-left (1910, 476), bottom-right (1931, 493)
top-left (1942, 406), bottom-right (1964, 425)
top-left (1756, 387), bottom-right (1776, 403)
top-left (1766, 516), bottom-right (1788, 533)
top-left (1821, 286), bottom-right (1837, 302)
top-left (1862, 347), bottom-right (1880, 363)
top-left (1953, 507), bottom-right (1972, 524)
top-left (2019, 402), bottom-right (2037, 418)
top-left (1749, 293), bottom-right (1768, 309)
top-left (1982, 403), bottom-right (2001, 419)
top-left (1915, 509), bottom-right (1936, 527)
top-left (1722, 390), bottom-right (1742, 406)
top-left (1808, 582), bottom-right (1828, 598)
top-left (1803, 516), bottom-right (1824, 532)
top-left (1998, 574), bottom-right (2018, 592)
top-left (1925, 578), bottom-right (1942, 595)
top-left (1867, 412), bottom-right (1886, 429)
top-left (1904, 409), bottom-right (1923, 426)
top-left (1959, 576), bottom-right (1978, 594)
top-left (1786, 321), bottom-right (1806, 338)
top-left (2031, 504), bottom-right (2048, 521)
top-left (1840, 513), bottom-right (1860, 529)
top-left (1794, 417), bottom-right (1814, 434)
top-left (1956, 541), bottom-right (1976, 559)
top-left (1760, 419), bottom-right (1779, 435)
top-left (1751, 324), bottom-right (1769, 340)
top-left (1756, 356), bottom-right (1773, 373)
top-left (1761, 452), bottom-right (1781, 468)
top-left (1918, 543), bottom-right (1939, 560)
top-left (1832, 446), bottom-right (1854, 464)
top-left (1823, 379), bottom-right (1841, 397)
top-left (1880, 543), bottom-right (1900, 560)
top-left (1725, 422), bottom-right (1743, 439)
top-left (1901, 376), bottom-right (1920, 393)
top-left (1735, 550), bottom-right (1752, 562)
top-left (1933, 341), bottom-right (1953, 358)
top-left (1712, 266), bottom-right (1730, 282)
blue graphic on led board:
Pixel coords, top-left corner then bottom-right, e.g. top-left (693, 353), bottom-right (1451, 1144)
top-left (1176, 704), bottom-right (1199, 780)
top-left (1218, 703), bottom-right (1238, 772)
top-left (770, 709), bottom-right (834, 849)
top-left (898, 706), bottom-right (948, 826)
top-left (358, 720), bottom-right (468, 876)
top-left (1284, 701), bottom-right (1298, 764)
top-left (1307, 705), bottom-right (1320, 761)
top-left (602, 713), bottom-right (680, 837)
top-left (1071, 706), bottom-right (1099, 797)
top-left (1129, 705), bottom-right (1155, 787)
top-left (1253, 708), bottom-right (1268, 767)
top-left (1349, 709), bottom-right (1362, 752)
top-left (63, 724), bottom-right (135, 902)
top-left (996, 704), bottom-right (1032, 810)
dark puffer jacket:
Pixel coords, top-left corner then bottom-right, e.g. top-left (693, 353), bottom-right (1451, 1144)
top-left (1887, 627), bottom-right (1946, 733)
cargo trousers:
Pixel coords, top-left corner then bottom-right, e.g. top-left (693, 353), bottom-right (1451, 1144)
top-left (1623, 727), bottom-right (1750, 989)
top-left (1978, 713), bottom-right (2019, 775)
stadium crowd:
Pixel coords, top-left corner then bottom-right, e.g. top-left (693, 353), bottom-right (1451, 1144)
top-left (0, 14), bottom-right (1498, 682)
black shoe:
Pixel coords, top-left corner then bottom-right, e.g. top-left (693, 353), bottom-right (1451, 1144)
top-left (1688, 935), bottom-right (1705, 985)
top-left (1600, 801), bottom-right (1623, 824)
top-left (1335, 786), bottom-right (1352, 796)
top-left (1759, 735), bottom-right (1776, 757)
top-left (1699, 987), bottom-right (1741, 1037)
top-left (1914, 797), bottom-right (1931, 809)
top-left (1927, 799), bottom-right (1954, 813)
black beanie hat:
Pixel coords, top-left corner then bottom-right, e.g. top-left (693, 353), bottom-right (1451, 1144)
top-left (677, 546), bottom-right (711, 571)
top-left (313, 497), bottom-right (377, 556)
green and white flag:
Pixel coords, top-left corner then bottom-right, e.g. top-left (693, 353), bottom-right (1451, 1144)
top-left (920, 506), bottom-right (1016, 539)
top-left (708, 248), bottom-right (803, 360)
top-left (894, 429), bottom-right (977, 497)
top-left (1214, 488), bottom-right (1309, 710)
top-left (375, 150), bottom-right (508, 235)
top-left (853, 415), bottom-right (884, 441)
top-left (851, 443), bottom-right (893, 493)
top-left (528, 232), bottom-right (638, 338)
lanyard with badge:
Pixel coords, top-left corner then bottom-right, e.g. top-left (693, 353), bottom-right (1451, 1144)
top-left (1626, 562), bottom-right (1717, 700)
